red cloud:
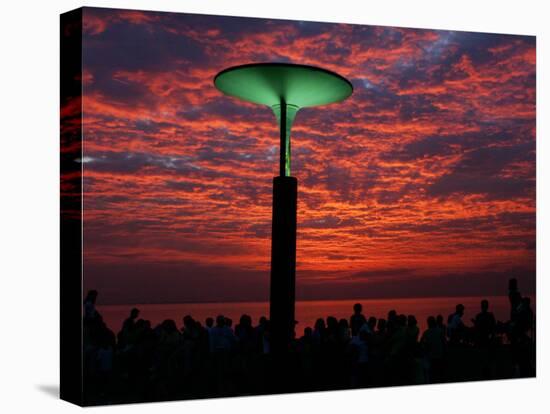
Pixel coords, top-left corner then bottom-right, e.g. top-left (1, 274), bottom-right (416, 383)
top-left (79, 9), bottom-right (536, 302)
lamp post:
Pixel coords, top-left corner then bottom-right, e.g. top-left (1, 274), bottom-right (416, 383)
top-left (214, 63), bottom-right (353, 354)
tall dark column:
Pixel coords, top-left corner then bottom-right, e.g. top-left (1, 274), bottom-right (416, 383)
top-left (269, 176), bottom-right (297, 355)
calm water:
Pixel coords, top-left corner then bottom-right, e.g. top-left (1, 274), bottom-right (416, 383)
top-left (97, 295), bottom-right (530, 335)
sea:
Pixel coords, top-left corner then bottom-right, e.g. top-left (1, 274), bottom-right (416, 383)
top-left (97, 295), bottom-right (532, 335)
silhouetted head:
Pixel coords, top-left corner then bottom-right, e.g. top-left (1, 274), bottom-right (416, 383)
top-left (205, 317), bottom-right (214, 328)
top-left (377, 318), bottom-right (387, 333)
top-left (353, 303), bottom-right (362, 314)
top-left (84, 290), bottom-right (98, 304)
top-left (183, 315), bottom-right (194, 329)
top-left (427, 316), bottom-right (436, 329)
top-left (368, 316), bottom-right (377, 330)
top-left (225, 317), bottom-right (233, 328)
top-left (304, 327), bottom-right (313, 338)
top-left (407, 315), bottom-right (417, 327)
top-left (456, 304), bottom-right (465, 316)
top-left (216, 315), bottom-right (225, 327)
top-left (130, 308), bottom-right (140, 319)
top-left (398, 314), bottom-right (407, 326)
top-left (339, 318), bottom-right (349, 328)
top-left (240, 314), bottom-right (252, 327)
top-left (388, 310), bottom-right (397, 321)
top-left (162, 319), bottom-right (177, 333)
top-left (315, 318), bottom-right (325, 331)
top-left (259, 316), bottom-right (267, 326)
top-left (436, 314), bottom-right (444, 325)
top-left (481, 299), bottom-right (489, 312)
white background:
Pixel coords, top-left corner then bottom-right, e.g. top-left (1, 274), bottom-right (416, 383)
top-left (0, 0), bottom-right (548, 412)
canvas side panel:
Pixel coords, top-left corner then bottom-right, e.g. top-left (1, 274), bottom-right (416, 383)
top-left (60, 8), bottom-right (83, 406)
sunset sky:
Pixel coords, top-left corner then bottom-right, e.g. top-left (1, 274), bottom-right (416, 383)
top-left (78, 7), bottom-right (536, 304)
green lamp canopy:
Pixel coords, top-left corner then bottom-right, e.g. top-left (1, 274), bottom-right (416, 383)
top-left (214, 63), bottom-right (353, 176)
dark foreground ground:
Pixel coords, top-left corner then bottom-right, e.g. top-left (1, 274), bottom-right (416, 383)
top-left (82, 282), bottom-right (535, 406)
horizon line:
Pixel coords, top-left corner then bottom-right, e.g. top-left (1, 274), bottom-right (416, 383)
top-left (94, 292), bottom-right (536, 308)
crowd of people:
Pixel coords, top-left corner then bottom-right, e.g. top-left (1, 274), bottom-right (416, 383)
top-left (83, 278), bottom-right (535, 405)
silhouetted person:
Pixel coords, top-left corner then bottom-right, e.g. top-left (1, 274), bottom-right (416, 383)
top-left (180, 315), bottom-right (202, 385)
top-left (84, 290), bottom-right (99, 321)
top-left (377, 318), bottom-right (387, 334)
top-left (210, 315), bottom-right (235, 353)
top-left (505, 279), bottom-right (534, 376)
top-left (350, 303), bottom-right (367, 336)
top-left (297, 327), bottom-right (314, 353)
top-left (421, 316), bottom-right (446, 383)
top-left (254, 316), bottom-right (270, 354)
top-left (209, 315), bottom-right (235, 394)
top-left (472, 300), bottom-right (496, 347)
top-left (225, 317), bottom-right (233, 332)
top-left (323, 317), bottom-right (343, 386)
top-left (124, 308), bottom-right (140, 332)
top-left (508, 278), bottom-right (522, 321)
top-left (327, 316), bottom-right (339, 340)
top-left (350, 329), bottom-right (369, 386)
top-left (436, 314), bottom-right (446, 335)
top-left (182, 315), bottom-right (196, 335)
top-left (406, 315), bottom-right (419, 360)
top-left (516, 297), bottom-right (534, 337)
top-left (205, 317), bottom-right (214, 330)
top-left (94, 323), bottom-right (115, 399)
top-left (513, 297), bottom-right (535, 376)
top-left (507, 279), bottom-right (531, 347)
top-left (313, 318), bottom-right (326, 345)
top-left (447, 304), bottom-right (466, 344)
top-left (368, 318), bottom-right (387, 385)
top-left (367, 316), bottom-right (377, 333)
top-left (296, 327), bottom-right (316, 388)
top-left (338, 318), bottom-right (351, 343)
top-left (235, 314), bottom-right (255, 353)
top-left (388, 314), bottom-right (408, 384)
top-left (158, 319), bottom-right (180, 349)
top-left (117, 307), bottom-right (140, 349)
top-left (83, 290), bottom-right (105, 355)
top-left (407, 315), bottom-right (419, 343)
top-left (387, 309), bottom-right (397, 336)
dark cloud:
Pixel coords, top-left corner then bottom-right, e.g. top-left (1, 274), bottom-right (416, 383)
top-left (165, 180), bottom-right (210, 192)
top-left (397, 135), bottom-right (456, 160)
top-left (428, 142), bottom-right (535, 199)
top-left (83, 10), bottom-right (208, 72)
top-left (305, 164), bottom-right (379, 204)
top-left (298, 268), bottom-right (535, 301)
top-left (84, 151), bottom-right (195, 174)
top-left (302, 215), bottom-right (348, 229)
top-left (84, 261), bottom-right (270, 304)
top-left (429, 174), bottom-right (533, 200)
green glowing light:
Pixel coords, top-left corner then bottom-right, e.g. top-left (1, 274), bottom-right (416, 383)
top-left (214, 63), bottom-right (353, 177)
top-left (272, 103), bottom-right (298, 177)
